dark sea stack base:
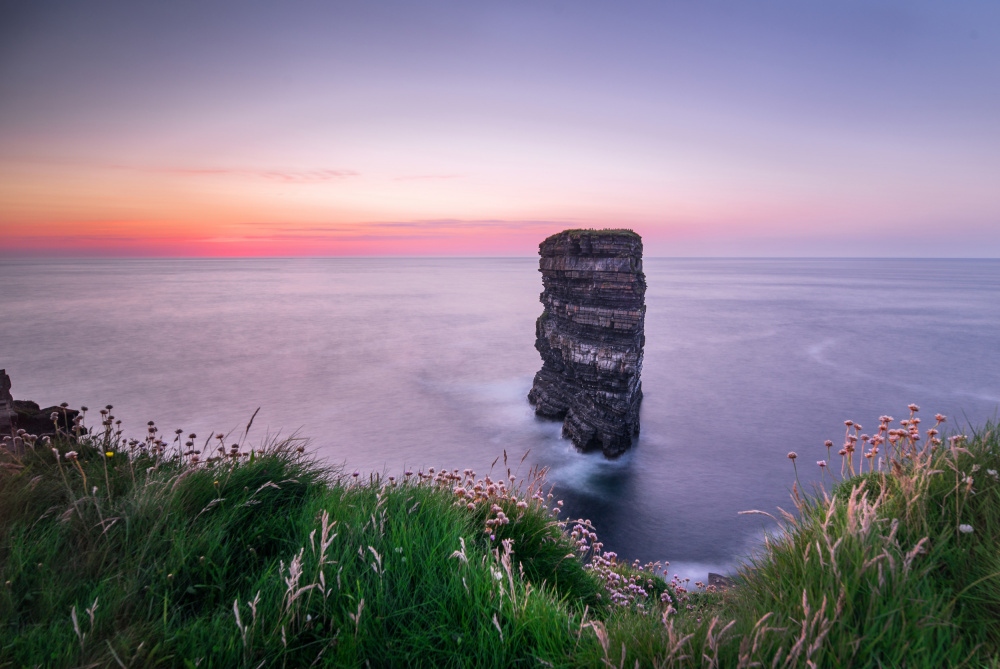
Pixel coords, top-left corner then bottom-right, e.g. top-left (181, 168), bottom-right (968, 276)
top-left (527, 229), bottom-right (646, 457)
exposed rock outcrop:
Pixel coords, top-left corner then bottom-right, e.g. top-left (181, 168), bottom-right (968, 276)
top-left (0, 369), bottom-right (84, 442)
top-left (527, 230), bottom-right (646, 457)
top-left (12, 400), bottom-right (82, 437)
top-left (0, 370), bottom-right (14, 437)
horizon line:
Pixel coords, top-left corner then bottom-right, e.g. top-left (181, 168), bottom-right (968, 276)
top-left (3, 255), bottom-right (999, 261)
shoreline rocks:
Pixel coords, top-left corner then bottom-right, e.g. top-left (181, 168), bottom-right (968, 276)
top-left (1, 369), bottom-right (84, 443)
top-left (527, 230), bottom-right (646, 457)
top-left (0, 370), bottom-right (13, 437)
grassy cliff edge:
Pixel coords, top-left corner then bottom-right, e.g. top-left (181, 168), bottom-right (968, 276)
top-left (2, 407), bottom-right (999, 667)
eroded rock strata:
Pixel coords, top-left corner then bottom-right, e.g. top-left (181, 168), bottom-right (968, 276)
top-left (527, 230), bottom-right (646, 457)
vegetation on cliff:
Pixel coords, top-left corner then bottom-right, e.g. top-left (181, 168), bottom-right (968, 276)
top-left (1, 406), bottom-right (999, 667)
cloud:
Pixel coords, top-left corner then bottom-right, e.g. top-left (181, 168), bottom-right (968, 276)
top-left (152, 167), bottom-right (359, 183)
top-left (362, 219), bottom-right (573, 230)
top-left (205, 233), bottom-right (451, 242)
top-left (392, 174), bottom-right (461, 181)
top-left (246, 219), bottom-right (575, 236)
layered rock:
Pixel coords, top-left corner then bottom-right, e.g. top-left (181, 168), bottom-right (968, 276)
top-left (527, 230), bottom-right (646, 456)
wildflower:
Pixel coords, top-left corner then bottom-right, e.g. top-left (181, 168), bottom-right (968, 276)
top-left (66, 451), bottom-right (78, 460)
top-left (959, 524), bottom-right (974, 534)
top-left (988, 470), bottom-right (998, 478)
top-left (787, 452), bottom-right (797, 460)
top-left (844, 420), bottom-right (853, 427)
top-left (105, 452), bottom-right (114, 457)
top-left (817, 460), bottom-right (827, 468)
top-left (935, 414), bottom-right (946, 422)
top-left (824, 440), bottom-right (833, 448)
top-left (908, 404), bottom-right (920, 412)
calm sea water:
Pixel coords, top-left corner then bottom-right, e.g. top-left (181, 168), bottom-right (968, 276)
top-left (2, 258), bottom-right (998, 580)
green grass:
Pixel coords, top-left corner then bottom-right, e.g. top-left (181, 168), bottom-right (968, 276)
top-left (2, 409), bottom-right (999, 667)
top-left (549, 228), bottom-right (641, 239)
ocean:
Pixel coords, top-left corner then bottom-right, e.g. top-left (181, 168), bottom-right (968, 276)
top-left (2, 257), bottom-right (998, 580)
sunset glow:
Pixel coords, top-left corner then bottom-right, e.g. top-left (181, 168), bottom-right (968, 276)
top-left (2, 1), bottom-right (999, 257)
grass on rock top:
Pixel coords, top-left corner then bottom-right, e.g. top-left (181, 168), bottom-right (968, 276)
top-left (1, 406), bottom-right (999, 667)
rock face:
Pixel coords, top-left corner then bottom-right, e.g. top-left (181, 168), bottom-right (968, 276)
top-left (0, 370), bottom-right (14, 437)
top-left (12, 400), bottom-right (82, 437)
top-left (527, 230), bottom-right (646, 457)
top-left (0, 369), bottom-right (84, 441)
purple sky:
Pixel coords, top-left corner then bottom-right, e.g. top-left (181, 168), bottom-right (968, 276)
top-left (2, 1), bottom-right (998, 256)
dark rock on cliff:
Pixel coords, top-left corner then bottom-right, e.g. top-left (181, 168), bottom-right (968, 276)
top-left (527, 229), bottom-right (646, 457)
top-left (0, 369), bottom-right (84, 440)
top-left (0, 369), bottom-right (13, 437)
top-left (12, 400), bottom-right (82, 437)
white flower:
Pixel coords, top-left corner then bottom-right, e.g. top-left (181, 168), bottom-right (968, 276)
top-left (959, 524), bottom-right (974, 534)
top-left (987, 469), bottom-right (998, 478)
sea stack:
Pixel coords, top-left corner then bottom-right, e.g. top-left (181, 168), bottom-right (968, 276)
top-left (527, 229), bottom-right (646, 457)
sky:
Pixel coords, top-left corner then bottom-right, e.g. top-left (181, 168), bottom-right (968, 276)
top-left (1, 0), bottom-right (999, 257)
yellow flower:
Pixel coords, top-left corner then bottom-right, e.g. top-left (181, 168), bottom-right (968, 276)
top-left (105, 452), bottom-right (114, 457)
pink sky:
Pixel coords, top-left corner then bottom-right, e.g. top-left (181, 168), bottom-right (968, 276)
top-left (2, 2), bottom-right (999, 257)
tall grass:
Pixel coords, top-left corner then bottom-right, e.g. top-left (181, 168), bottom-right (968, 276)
top-left (2, 405), bottom-right (999, 667)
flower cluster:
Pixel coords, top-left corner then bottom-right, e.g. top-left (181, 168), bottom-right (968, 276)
top-left (816, 404), bottom-right (949, 478)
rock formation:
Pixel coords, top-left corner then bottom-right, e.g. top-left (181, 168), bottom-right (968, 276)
top-left (0, 370), bottom-right (14, 437)
top-left (0, 369), bottom-right (84, 442)
top-left (527, 229), bottom-right (646, 457)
